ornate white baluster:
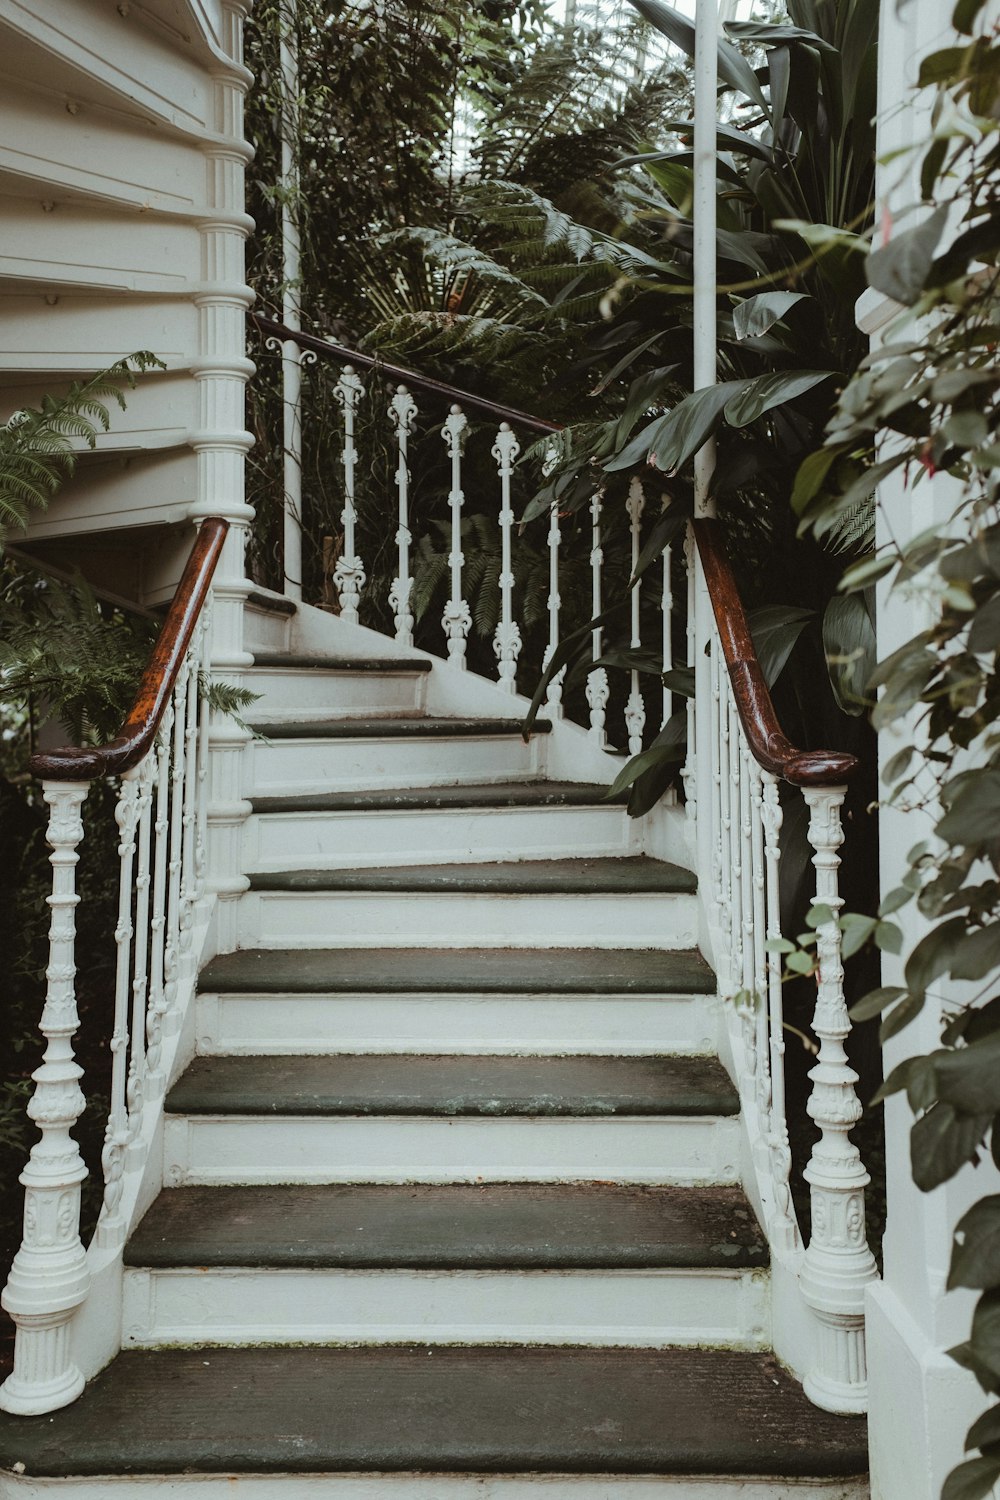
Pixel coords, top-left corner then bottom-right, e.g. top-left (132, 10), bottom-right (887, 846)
top-left (126, 756), bottom-right (155, 1146)
top-left (389, 386), bottom-right (418, 647)
top-left (625, 477), bottom-right (646, 755)
top-left (162, 670), bottom-right (189, 1034)
top-left (681, 528), bottom-right (697, 825)
top-left (762, 770), bottom-right (797, 1251)
top-left (144, 711), bottom-right (173, 1097)
top-left (717, 661), bottom-right (733, 986)
top-left (740, 735), bottom-right (755, 999)
top-left (441, 406), bottom-right (471, 668)
top-left (492, 423), bottom-right (522, 693)
top-left (800, 786), bottom-right (878, 1414)
top-left (179, 647), bottom-right (200, 966)
top-left (96, 768), bottom-right (142, 1249)
top-left (194, 611), bottom-right (212, 902)
top-left (749, 756), bottom-right (768, 1118)
top-left (587, 486), bottom-right (609, 745)
top-left (332, 365), bottom-right (367, 625)
top-left (0, 783), bottom-right (90, 1415)
top-left (662, 539), bottom-right (673, 729)
top-left (709, 631), bottom-right (723, 919)
top-left (541, 442), bottom-right (566, 717)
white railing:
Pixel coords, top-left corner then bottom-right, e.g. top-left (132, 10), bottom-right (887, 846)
top-left (255, 314), bottom-right (676, 752)
top-left (0, 519), bottom-right (227, 1417)
top-left (692, 517), bottom-right (878, 1415)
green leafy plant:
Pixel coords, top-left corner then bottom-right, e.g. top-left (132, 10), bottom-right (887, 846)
top-left (786, 5), bottom-right (1000, 1494)
top-left (0, 355), bottom-right (162, 545)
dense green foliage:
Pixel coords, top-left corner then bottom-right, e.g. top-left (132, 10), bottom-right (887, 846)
top-left (788, 6), bottom-right (1000, 1495)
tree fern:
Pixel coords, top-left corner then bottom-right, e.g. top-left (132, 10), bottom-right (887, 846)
top-left (0, 354), bottom-right (164, 547)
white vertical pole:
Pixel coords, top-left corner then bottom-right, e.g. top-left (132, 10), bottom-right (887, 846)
top-left (692, 0), bottom-right (719, 898)
top-left (280, 6), bottom-right (303, 601)
top-left (625, 477), bottom-right (647, 755)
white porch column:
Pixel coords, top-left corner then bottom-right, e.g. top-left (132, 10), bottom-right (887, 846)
top-left (864, 3), bottom-right (1000, 1495)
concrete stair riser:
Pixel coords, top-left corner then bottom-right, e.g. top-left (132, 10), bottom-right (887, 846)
top-left (121, 1264), bottom-right (770, 1349)
top-left (195, 992), bottom-right (720, 1057)
top-left (236, 888), bottom-right (699, 950)
top-left (246, 731), bottom-right (547, 795)
top-left (245, 804), bottom-right (640, 870)
top-left (244, 666), bottom-right (428, 718)
top-left (161, 1113), bottom-right (743, 1187)
top-left (0, 1478), bottom-right (872, 1499)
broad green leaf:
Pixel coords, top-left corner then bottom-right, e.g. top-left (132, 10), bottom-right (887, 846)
top-left (969, 596), bottom-right (1000, 655)
top-left (970, 1289), bottom-right (1000, 1378)
top-left (724, 21), bottom-right (836, 51)
top-left (747, 605), bottom-right (813, 687)
top-left (942, 1455), bottom-right (1000, 1500)
top-left (950, 1197), bottom-right (1000, 1290)
top-left (918, 46), bottom-right (971, 87)
top-left (838, 553), bottom-right (895, 591)
top-left (867, 205), bottom-right (950, 307)
top-left (953, 0), bottom-right (988, 33)
top-left (877, 1053), bottom-right (938, 1111)
top-left (605, 382), bottom-right (744, 474)
top-left (966, 1403), bottom-right (1000, 1453)
top-left (823, 592), bottom-right (876, 716)
top-left (937, 772), bottom-right (1000, 846)
top-left (879, 886), bottom-right (913, 917)
top-left (732, 291), bottom-right (808, 341)
top-left (911, 1103), bottom-right (992, 1192)
top-left (952, 926), bottom-right (1000, 985)
top-left (723, 370), bottom-right (833, 428)
top-left (625, 0), bottom-right (770, 113)
top-left (606, 713), bottom-right (687, 799)
top-left (905, 917), bottom-right (967, 997)
top-left (883, 745), bottom-right (915, 782)
top-left (880, 992), bottom-right (926, 1042)
top-left (936, 1032), bottom-right (1000, 1115)
top-left (792, 446), bottom-right (840, 516)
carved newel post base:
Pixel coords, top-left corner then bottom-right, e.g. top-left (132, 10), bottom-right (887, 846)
top-left (0, 783), bottom-right (90, 1415)
top-left (800, 786), bottom-right (878, 1416)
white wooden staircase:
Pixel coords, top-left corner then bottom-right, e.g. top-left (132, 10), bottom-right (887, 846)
top-left (0, 590), bottom-right (870, 1496)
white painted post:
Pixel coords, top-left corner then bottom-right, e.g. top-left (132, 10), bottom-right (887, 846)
top-left (800, 785), bottom-right (879, 1414)
top-left (492, 424), bottom-right (522, 693)
top-left (0, 784), bottom-right (90, 1415)
top-left (625, 477), bottom-right (647, 754)
top-left (543, 446), bottom-right (566, 719)
top-left (691, 0), bottom-right (719, 897)
top-left (587, 487), bottom-right (609, 745)
top-left (442, 406), bottom-right (472, 668)
top-left (279, 5), bottom-right (303, 601)
top-left (389, 387), bottom-right (418, 648)
top-left (762, 771), bottom-right (797, 1250)
top-left (332, 366), bottom-right (367, 626)
top-left (662, 540), bottom-right (673, 728)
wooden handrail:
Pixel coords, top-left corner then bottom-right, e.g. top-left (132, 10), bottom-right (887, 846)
top-left (250, 312), bottom-right (564, 436)
top-left (693, 517), bottom-right (858, 788)
top-left (30, 517), bottom-right (229, 783)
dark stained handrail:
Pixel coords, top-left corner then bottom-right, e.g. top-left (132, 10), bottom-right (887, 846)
top-left (250, 313), bottom-right (564, 436)
top-left (693, 517), bottom-right (858, 788)
top-left (30, 517), bottom-right (229, 783)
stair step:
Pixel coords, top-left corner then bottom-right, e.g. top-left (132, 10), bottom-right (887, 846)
top-left (250, 654), bottom-right (433, 672)
top-left (197, 989), bottom-right (717, 1057)
top-left (247, 856), bottom-right (696, 895)
top-left (121, 1185), bottom-right (770, 1351)
top-left (239, 858), bottom-right (698, 950)
top-left (165, 1054), bottom-right (738, 1118)
top-left (246, 722), bottom-right (550, 797)
top-left (200, 946), bottom-right (716, 995)
top-left (126, 1183), bottom-right (765, 1269)
top-left (249, 718), bottom-right (552, 741)
top-left (0, 1346), bottom-right (869, 1482)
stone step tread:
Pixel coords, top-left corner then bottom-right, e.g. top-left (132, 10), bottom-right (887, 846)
top-left (164, 1053), bottom-right (738, 1118)
top-left (200, 946), bottom-right (716, 996)
top-left (0, 1346), bottom-right (868, 1479)
top-left (125, 1183), bottom-right (766, 1269)
top-left (248, 718), bottom-right (553, 742)
top-left (247, 856), bottom-right (697, 896)
top-left (249, 654), bottom-right (434, 673)
top-left (251, 779), bottom-right (624, 813)
top-left (245, 588), bottom-right (296, 617)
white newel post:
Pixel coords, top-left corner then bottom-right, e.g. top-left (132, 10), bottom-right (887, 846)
top-left (0, 784), bottom-right (90, 1415)
top-left (800, 785), bottom-right (879, 1414)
